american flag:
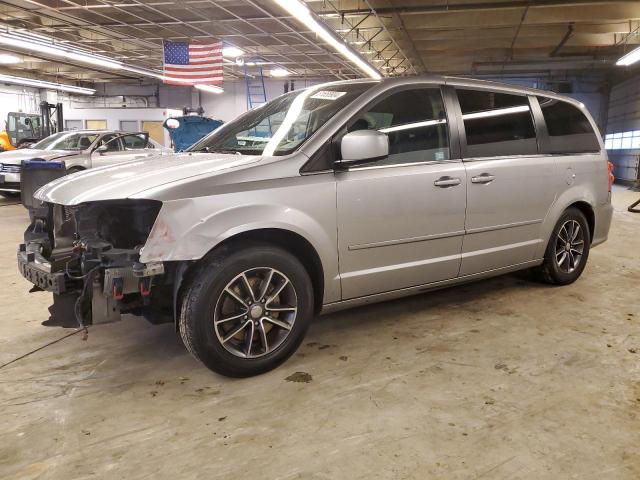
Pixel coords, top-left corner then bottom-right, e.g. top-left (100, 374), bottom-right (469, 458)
top-left (163, 41), bottom-right (223, 86)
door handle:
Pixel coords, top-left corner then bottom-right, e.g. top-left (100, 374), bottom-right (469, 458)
top-left (471, 173), bottom-right (496, 184)
top-left (433, 176), bottom-right (462, 187)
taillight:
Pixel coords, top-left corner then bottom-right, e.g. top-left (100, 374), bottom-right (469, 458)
top-left (607, 161), bottom-right (614, 192)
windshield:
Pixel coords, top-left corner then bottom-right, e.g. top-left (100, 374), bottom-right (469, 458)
top-left (31, 132), bottom-right (98, 151)
top-left (189, 82), bottom-right (375, 156)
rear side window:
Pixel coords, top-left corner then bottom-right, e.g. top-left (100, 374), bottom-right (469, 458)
top-left (347, 88), bottom-right (450, 166)
top-left (457, 89), bottom-right (538, 158)
top-left (536, 97), bottom-right (600, 153)
top-left (122, 134), bottom-right (149, 149)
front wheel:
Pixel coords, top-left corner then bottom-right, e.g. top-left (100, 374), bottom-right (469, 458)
top-left (179, 242), bottom-right (314, 377)
top-left (537, 208), bottom-right (591, 285)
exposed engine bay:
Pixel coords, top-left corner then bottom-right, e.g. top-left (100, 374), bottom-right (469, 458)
top-left (18, 200), bottom-right (176, 327)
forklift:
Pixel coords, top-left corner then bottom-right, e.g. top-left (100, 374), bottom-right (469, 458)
top-left (1, 101), bottom-right (63, 150)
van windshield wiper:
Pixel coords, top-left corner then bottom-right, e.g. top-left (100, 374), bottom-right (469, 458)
top-left (191, 147), bottom-right (242, 154)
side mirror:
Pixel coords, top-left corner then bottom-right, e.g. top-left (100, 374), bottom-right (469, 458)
top-left (336, 130), bottom-right (388, 169)
top-left (96, 145), bottom-right (108, 154)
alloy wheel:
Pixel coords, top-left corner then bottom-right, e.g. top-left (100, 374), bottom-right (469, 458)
top-left (555, 219), bottom-right (585, 274)
top-left (213, 268), bottom-right (298, 358)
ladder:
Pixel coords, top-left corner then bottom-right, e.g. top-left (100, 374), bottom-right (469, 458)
top-left (245, 64), bottom-right (268, 110)
top-left (243, 64), bottom-right (272, 138)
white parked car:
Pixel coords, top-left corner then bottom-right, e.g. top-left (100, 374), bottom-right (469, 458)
top-left (0, 130), bottom-right (166, 195)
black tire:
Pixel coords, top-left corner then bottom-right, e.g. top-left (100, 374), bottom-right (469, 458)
top-left (67, 166), bottom-right (85, 174)
top-left (536, 207), bottom-right (591, 285)
top-left (179, 242), bottom-right (314, 377)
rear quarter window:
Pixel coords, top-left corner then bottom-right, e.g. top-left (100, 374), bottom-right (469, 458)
top-left (457, 89), bottom-right (538, 158)
top-left (536, 97), bottom-right (600, 154)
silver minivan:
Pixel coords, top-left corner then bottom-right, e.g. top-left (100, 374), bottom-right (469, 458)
top-left (18, 76), bottom-right (614, 377)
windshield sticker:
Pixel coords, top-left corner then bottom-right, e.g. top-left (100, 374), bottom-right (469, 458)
top-left (310, 91), bottom-right (347, 101)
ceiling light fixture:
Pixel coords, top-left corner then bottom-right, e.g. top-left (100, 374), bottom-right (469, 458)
top-left (270, 67), bottom-right (290, 77)
top-left (0, 73), bottom-right (95, 95)
top-left (160, 75), bottom-right (224, 94)
top-left (617, 45), bottom-right (640, 66)
top-left (0, 53), bottom-right (20, 64)
top-left (272, 0), bottom-right (381, 80)
top-left (194, 84), bottom-right (225, 94)
top-left (0, 34), bottom-right (123, 70)
top-left (222, 46), bottom-right (244, 58)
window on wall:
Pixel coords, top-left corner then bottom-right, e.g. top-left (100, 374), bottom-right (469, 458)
top-left (65, 120), bottom-right (83, 131)
top-left (86, 119), bottom-right (107, 130)
top-left (120, 120), bottom-right (139, 132)
top-left (605, 131), bottom-right (640, 150)
top-left (536, 96), bottom-right (600, 153)
top-left (347, 88), bottom-right (450, 166)
top-left (457, 89), bottom-right (538, 157)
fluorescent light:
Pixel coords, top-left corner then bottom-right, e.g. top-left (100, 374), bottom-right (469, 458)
top-left (222, 46), bottom-right (244, 57)
top-left (270, 67), bottom-right (290, 77)
top-left (0, 53), bottom-right (20, 64)
top-left (0, 34), bottom-right (123, 70)
top-left (0, 73), bottom-right (95, 95)
top-left (161, 76), bottom-right (224, 93)
top-left (617, 45), bottom-right (640, 66)
top-left (272, 0), bottom-right (381, 80)
top-left (0, 29), bottom-right (169, 80)
top-left (194, 84), bottom-right (224, 94)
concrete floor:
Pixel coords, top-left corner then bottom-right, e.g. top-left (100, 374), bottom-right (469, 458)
top-left (0, 188), bottom-right (639, 480)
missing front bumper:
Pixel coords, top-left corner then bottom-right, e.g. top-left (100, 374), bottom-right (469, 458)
top-left (18, 245), bottom-right (166, 325)
top-left (17, 249), bottom-right (66, 294)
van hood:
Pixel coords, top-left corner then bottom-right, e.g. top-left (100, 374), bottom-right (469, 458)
top-left (0, 149), bottom-right (76, 164)
top-left (34, 152), bottom-right (261, 206)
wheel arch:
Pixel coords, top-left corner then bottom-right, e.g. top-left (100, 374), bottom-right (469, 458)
top-left (173, 228), bottom-right (326, 328)
top-left (216, 228), bottom-right (325, 315)
top-left (566, 200), bottom-right (595, 244)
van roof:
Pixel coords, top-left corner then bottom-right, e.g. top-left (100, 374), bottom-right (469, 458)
top-left (313, 75), bottom-right (584, 108)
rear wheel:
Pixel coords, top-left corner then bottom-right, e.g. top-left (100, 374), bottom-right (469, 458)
top-left (537, 208), bottom-right (591, 285)
top-left (179, 242), bottom-right (314, 377)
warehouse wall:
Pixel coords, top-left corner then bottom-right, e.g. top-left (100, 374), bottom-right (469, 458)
top-left (604, 75), bottom-right (640, 183)
top-left (606, 76), bottom-right (640, 133)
